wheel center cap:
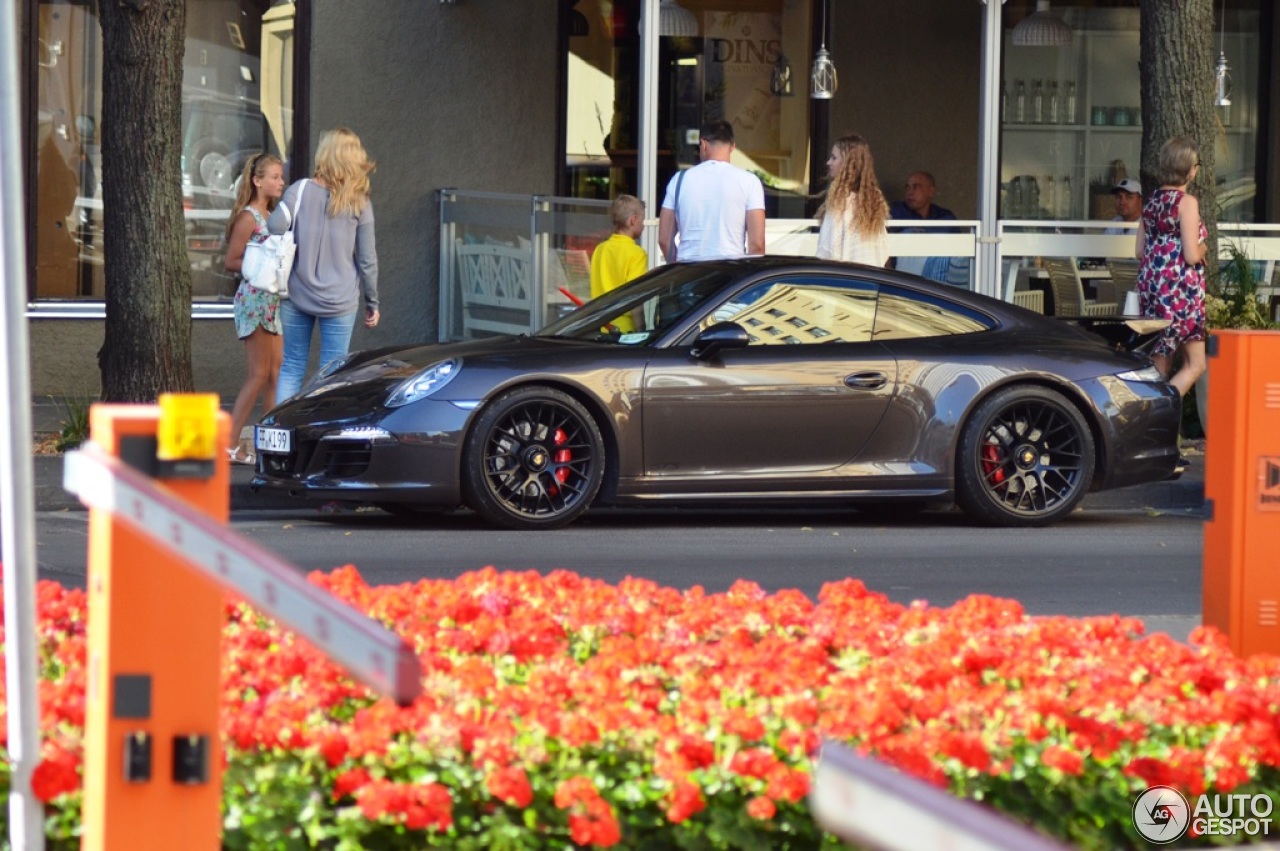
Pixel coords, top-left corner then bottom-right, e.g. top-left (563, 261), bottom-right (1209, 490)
top-left (524, 446), bottom-right (550, 472)
top-left (1016, 445), bottom-right (1039, 469)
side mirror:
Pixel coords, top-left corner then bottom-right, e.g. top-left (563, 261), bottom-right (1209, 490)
top-left (691, 321), bottom-right (750, 360)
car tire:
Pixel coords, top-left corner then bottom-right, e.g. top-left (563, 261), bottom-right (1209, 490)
top-left (955, 385), bottom-right (1095, 527)
top-left (462, 386), bottom-right (605, 530)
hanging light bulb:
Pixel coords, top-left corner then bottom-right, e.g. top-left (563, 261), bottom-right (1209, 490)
top-left (1215, 52), bottom-right (1233, 107)
top-left (1214, 0), bottom-right (1232, 113)
top-left (810, 1), bottom-right (837, 99)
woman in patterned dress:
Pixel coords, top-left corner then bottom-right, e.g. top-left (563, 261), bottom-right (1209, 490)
top-left (815, 134), bottom-right (890, 266)
top-left (223, 153), bottom-right (286, 464)
top-left (1136, 136), bottom-right (1207, 398)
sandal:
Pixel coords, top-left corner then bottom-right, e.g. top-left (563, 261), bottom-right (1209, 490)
top-left (227, 447), bottom-right (256, 466)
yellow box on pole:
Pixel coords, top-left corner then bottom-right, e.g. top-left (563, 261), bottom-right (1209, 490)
top-left (156, 392), bottom-right (219, 462)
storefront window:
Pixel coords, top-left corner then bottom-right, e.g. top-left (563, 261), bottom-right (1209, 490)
top-left (564, 0), bottom-right (814, 217)
top-left (999, 2), bottom-right (1261, 223)
top-left (33, 0), bottom-right (296, 301)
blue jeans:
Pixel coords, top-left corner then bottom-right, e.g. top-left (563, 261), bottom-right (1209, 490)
top-left (276, 300), bottom-right (357, 404)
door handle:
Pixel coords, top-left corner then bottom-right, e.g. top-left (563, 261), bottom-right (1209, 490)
top-left (844, 371), bottom-right (888, 390)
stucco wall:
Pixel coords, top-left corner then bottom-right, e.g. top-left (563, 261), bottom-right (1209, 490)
top-left (828, 1), bottom-right (982, 219)
top-left (28, 319), bottom-right (254, 403)
top-left (310, 1), bottom-right (559, 355)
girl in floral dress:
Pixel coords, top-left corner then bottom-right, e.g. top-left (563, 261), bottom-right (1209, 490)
top-left (223, 153), bottom-right (286, 464)
top-left (1136, 136), bottom-right (1207, 399)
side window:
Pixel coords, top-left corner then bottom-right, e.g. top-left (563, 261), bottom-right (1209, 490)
top-left (704, 277), bottom-right (879, 345)
top-left (873, 285), bottom-right (994, 340)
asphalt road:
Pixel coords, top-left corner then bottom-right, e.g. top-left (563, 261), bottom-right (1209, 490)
top-left (32, 503), bottom-right (1204, 640)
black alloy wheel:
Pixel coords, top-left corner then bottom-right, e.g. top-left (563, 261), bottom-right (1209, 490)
top-left (462, 387), bottom-right (605, 530)
top-left (955, 386), bottom-right (1095, 527)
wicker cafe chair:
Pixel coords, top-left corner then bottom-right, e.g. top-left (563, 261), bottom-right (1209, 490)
top-left (1092, 278), bottom-right (1120, 306)
top-left (1106, 259), bottom-right (1140, 299)
top-left (1010, 289), bottom-right (1045, 313)
top-left (1044, 258), bottom-right (1117, 317)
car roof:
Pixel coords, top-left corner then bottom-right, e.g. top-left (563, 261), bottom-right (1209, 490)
top-left (669, 255), bottom-right (1110, 342)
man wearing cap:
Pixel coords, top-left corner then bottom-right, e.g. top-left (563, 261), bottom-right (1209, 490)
top-left (1104, 179), bottom-right (1142, 235)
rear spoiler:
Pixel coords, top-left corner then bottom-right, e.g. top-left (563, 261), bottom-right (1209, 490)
top-left (1063, 316), bottom-right (1170, 356)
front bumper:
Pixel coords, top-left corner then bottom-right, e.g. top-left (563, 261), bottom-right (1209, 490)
top-left (251, 400), bottom-right (471, 506)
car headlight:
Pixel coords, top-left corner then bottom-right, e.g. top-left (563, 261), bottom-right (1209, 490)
top-left (386, 359), bottom-right (460, 407)
top-left (1115, 365), bottom-right (1165, 383)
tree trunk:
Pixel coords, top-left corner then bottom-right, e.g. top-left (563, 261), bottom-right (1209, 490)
top-left (1140, 0), bottom-right (1218, 257)
top-left (97, 0), bottom-right (194, 402)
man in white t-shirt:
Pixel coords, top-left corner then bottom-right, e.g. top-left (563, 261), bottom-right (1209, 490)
top-left (658, 119), bottom-right (766, 262)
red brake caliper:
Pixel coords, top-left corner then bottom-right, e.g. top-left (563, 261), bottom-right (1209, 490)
top-left (982, 443), bottom-right (1006, 484)
top-left (550, 428), bottom-right (572, 491)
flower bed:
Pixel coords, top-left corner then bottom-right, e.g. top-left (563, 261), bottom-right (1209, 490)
top-left (4, 567), bottom-right (1280, 849)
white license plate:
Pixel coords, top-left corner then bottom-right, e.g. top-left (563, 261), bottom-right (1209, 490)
top-left (255, 427), bottom-right (292, 453)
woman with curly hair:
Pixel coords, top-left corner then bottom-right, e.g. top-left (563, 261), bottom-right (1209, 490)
top-left (815, 134), bottom-right (889, 266)
top-left (269, 127), bottom-right (380, 403)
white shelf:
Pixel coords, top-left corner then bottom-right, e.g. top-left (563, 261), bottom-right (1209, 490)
top-left (1001, 26), bottom-right (1257, 220)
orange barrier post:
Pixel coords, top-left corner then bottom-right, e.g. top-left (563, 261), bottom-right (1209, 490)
top-left (1202, 330), bottom-right (1280, 657)
top-left (80, 396), bottom-right (227, 851)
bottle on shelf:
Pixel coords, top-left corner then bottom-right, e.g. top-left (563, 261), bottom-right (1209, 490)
top-left (1009, 178), bottom-right (1023, 218)
top-left (1048, 81), bottom-right (1060, 124)
top-left (1031, 79), bottom-right (1044, 124)
top-left (1059, 175), bottom-right (1073, 219)
top-left (1000, 80), bottom-right (1008, 124)
top-left (1045, 176), bottom-right (1056, 218)
top-left (1064, 81), bottom-right (1077, 125)
top-left (1014, 79), bottom-right (1026, 124)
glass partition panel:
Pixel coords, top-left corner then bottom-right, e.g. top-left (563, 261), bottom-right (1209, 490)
top-left (440, 191), bottom-right (615, 341)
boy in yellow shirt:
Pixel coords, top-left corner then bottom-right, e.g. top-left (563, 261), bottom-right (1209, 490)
top-left (590, 195), bottom-right (648, 332)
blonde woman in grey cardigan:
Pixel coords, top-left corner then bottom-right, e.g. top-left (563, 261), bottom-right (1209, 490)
top-left (269, 127), bottom-right (379, 404)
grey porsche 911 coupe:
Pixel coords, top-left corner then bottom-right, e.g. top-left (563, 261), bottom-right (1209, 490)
top-left (252, 257), bottom-right (1181, 529)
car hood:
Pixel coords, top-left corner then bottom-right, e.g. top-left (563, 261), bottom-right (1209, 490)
top-left (269, 335), bottom-right (603, 415)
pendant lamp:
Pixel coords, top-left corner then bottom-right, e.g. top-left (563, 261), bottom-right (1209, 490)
top-left (810, 1), bottom-right (837, 99)
top-left (1011, 0), bottom-right (1073, 48)
top-left (659, 0), bottom-right (699, 37)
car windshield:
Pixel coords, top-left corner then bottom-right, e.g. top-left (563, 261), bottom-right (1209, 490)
top-left (536, 264), bottom-right (736, 345)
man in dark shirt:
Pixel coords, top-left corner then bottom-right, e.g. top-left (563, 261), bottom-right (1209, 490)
top-left (890, 171), bottom-right (955, 222)
top-left (889, 171), bottom-right (965, 284)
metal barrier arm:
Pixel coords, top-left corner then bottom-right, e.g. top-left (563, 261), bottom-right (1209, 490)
top-left (810, 741), bottom-right (1070, 851)
top-left (63, 445), bottom-right (422, 707)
